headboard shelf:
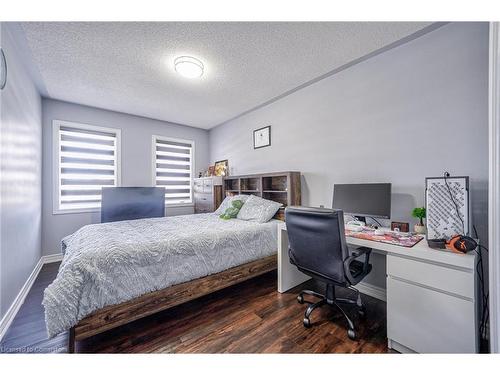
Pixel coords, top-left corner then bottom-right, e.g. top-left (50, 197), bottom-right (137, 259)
top-left (222, 171), bottom-right (301, 220)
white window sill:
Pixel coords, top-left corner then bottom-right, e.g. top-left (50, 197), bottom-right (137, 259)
top-left (53, 207), bottom-right (100, 215)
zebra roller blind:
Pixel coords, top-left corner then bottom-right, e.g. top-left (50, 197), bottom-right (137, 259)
top-left (54, 121), bottom-right (120, 212)
top-left (153, 136), bottom-right (193, 205)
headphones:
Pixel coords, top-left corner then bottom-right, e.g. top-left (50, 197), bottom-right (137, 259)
top-left (446, 235), bottom-right (477, 254)
top-left (428, 235), bottom-right (477, 254)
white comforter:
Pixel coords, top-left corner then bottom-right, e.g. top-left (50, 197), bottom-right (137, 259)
top-left (43, 213), bottom-right (278, 338)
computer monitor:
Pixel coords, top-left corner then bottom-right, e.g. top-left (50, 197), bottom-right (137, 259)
top-left (332, 183), bottom-right (391, 223)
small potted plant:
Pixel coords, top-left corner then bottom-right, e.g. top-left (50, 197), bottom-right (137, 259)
top-left (412, 207), bottom-right (426, 234)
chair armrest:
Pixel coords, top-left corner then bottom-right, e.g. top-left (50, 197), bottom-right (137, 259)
top-left (344, 247), bottom-right (372, 285)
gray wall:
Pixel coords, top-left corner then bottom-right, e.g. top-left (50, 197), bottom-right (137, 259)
top-left (209, 22), bottom-right (490, 288)
top-left (0, 23), bottom-right (42, 318)
top-left (42, 99), bottom-right (210, 255)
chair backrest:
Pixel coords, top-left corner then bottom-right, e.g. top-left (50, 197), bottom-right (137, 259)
top-left (285, 206), bottom-right (349, 284)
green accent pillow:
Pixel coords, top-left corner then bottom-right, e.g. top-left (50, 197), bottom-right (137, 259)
top-left (219, 200), bottom-right (244, 220)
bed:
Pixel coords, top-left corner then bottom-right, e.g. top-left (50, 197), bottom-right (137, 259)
top-left (43, 213), bottom-right (280, 352)
top-left (44, 172), bottom-right (301, 353)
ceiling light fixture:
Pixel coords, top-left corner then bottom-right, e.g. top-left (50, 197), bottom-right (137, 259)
top-left (174, 56), bottom-right (204, 79)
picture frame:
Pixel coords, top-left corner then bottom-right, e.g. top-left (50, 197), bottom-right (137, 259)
top-left (253, 126), bottom-right (271, 149)
top-left (391, 221), bottom-right (410, 233)
top-left (214, 160), bottom-right (229, 177)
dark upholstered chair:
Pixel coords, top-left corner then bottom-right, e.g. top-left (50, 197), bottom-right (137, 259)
top-left (285, 206), bottom-right (372, 340)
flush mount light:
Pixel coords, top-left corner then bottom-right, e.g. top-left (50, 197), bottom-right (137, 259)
top-left (174, 56), bottom-right (204, 79)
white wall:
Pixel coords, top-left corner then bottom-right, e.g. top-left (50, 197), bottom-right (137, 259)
top-left (209, 22), bottom-right (490, 288)
top-left (42, 99), bottom-right (210, 255)
top-left (0, 23), bottom-right (42, 319)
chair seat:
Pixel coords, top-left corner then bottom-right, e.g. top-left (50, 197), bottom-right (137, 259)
top-left (349, 260), bottom-right (372, 279)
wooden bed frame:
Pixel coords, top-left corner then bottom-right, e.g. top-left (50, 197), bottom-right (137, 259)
top-left (69, 254), bottom-right (277, 352)
top-left (68, 171), bottom-right (301, 353)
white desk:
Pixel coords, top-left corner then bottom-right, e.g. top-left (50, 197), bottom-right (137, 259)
top-left (277, 222), bottom-right (478, 353)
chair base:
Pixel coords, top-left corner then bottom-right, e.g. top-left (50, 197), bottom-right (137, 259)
top-left (297, 284), bottom-right (365, 340)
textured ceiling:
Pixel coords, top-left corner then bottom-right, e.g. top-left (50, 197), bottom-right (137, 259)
top-left (22, 22), bottom-right (433, 129)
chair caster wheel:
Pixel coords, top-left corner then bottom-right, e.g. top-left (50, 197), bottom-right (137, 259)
top-left (303, 318), bottom-right (312, 328)
top-left (297, 295), bottom-right (304, 304)
top-left (347, 329), bottom-right (356, 340)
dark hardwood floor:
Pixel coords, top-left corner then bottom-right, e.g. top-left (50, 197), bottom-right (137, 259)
top-left (0, 262), bottom-right (389, 353)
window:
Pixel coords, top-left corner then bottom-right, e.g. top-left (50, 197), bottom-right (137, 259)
top-left (53, 120), bottom-right (121, 213)
top-left (152, 135), bottom-right (194, 205)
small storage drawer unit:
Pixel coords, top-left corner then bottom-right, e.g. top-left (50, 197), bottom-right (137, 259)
top-left (193, 177), bottom-right (223, 213)
top-left (386, 253), bottom-right (478, 353)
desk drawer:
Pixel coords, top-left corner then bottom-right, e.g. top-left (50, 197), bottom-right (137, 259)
top-left (387, 277), bottom-right (477, 353)
top-left (195, 207), bottom-right (212, 213)
top-left (193, 180), bottom-right (204, 193)
top-left (387, 255), bottom-right (474, 299)
top-left (203, 181), bottom-right (213, 194)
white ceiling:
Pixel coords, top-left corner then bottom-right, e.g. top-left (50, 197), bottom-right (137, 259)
top-left (22, 22), bottom-right (434, 129)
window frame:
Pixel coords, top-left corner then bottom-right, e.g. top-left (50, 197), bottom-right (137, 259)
top-left (151, 134), bottom-right (195, 207)
top-left (52, 120), bottom-right (122, 215)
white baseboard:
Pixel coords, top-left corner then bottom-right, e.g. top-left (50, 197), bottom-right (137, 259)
top-left (42, 253), bottom-right (64, 263)
top-left (0, 253), bottom-right (63, 341)
top-left (0, 257), bottom-right (44, 341)
top-left (356, 281), bottom-right (387, 302)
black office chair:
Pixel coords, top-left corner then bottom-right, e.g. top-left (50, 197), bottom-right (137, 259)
top-left (285, 206), bottom-right (372, 340)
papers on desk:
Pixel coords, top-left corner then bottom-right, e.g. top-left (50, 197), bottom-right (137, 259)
top-left (345, 228), bottom-right (424, 248)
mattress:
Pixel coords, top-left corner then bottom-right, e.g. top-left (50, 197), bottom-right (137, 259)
top-left (42, 213), bottom-right (279, 338)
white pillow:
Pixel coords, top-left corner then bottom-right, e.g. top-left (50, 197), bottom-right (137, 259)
top-left (236, 194), bottom-right (282, 223)
top-left (214, 194), bottom-right (250, 215)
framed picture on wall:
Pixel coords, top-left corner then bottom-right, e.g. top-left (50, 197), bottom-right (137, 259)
top-left (253, 126), bottom-right (271, 149)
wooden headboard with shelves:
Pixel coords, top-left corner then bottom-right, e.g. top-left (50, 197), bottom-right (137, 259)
top-left (222, 171), bottom-right (301, 220)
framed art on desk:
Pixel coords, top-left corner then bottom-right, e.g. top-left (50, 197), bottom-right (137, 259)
top-left (214, 160), bottom-right (229, 176)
